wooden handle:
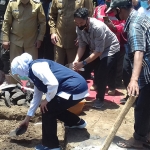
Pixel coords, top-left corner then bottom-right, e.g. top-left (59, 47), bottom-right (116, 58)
top-left (100, 96), bottom-right (137, 150)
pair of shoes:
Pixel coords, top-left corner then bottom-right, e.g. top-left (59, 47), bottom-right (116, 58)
top-left (90, 84), bottom-right (97, 91)
top-left (92, 98), bottom-right (104, 109)
top-left (35, 145), bottom-right (60, 150)
top-left (64, 119), bottom-right (87, 129)
top-left (120, 95), bottom-right (129, 105)
top-left (108, 89), bottom-right (115, 96)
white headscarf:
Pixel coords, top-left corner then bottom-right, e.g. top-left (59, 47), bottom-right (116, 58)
top-left (11, 53), bottom-right (33, 77)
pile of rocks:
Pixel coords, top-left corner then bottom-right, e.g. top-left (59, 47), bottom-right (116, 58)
top-left (0, 84), bottom-right (33, 108)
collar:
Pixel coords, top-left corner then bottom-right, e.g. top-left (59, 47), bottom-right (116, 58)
top-left (17, 0), bottom-right (31, 5)
top-left (124, 9), bottom-right (136, 32)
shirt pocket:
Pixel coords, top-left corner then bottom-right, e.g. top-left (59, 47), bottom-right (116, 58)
top-left (12, 10), bottom-right (19, 19)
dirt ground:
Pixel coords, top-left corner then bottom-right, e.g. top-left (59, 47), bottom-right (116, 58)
top-left (0, 94), bottom-right (135, 150)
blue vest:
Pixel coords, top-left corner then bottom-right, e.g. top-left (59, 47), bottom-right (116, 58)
top-left (28, 59), bottom-right (88, 95)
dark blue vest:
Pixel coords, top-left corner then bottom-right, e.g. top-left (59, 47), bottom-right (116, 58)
top-left (28, 59), bottom-right (88, 95)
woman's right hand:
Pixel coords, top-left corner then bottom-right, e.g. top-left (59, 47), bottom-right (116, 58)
top-left (19, 116), bottom-right (31, 128)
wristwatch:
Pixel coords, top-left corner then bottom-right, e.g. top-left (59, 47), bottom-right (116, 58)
top-left (82, 60), bottom-right (87, 66)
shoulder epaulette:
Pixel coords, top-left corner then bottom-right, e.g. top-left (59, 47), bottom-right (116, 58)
top-left (32, 0), bottom-right (40, 3)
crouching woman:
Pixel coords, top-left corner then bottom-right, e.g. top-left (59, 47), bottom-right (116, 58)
top-left (11, 53), bottom-right (89, 150)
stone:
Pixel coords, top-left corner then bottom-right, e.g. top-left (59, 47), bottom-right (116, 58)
top-left (4, 91), bottom-right (11, 107)
top-left (17, 99), bottom-right (26, 106)
top-left (11, 92), bottom-right (26, 105)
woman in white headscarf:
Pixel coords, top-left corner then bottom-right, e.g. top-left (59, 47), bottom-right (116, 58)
top-left (11, 53), bottom-right (89, 150)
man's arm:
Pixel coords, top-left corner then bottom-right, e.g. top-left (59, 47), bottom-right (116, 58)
top-left (84, 51), bottom-right (101, 64)
top-left (74, 47), bottom-right (86, 62)
top-left (49, 0), bottom-right (58, 34)
top-left (2, 2), bottom-right (12, 49)
top-left (127, 51), bottom-right (143, 96)
top-left (37, 3), bottom-right (46, 41)
top-left (127, 24), bottom-right (145, 97)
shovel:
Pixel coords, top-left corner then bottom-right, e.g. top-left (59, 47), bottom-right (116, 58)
top-left (100, 96), bottom-right (137, 150)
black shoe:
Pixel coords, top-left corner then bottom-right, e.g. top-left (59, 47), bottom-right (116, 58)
top-left (64, 119), bottom-right (87, 129)
top-left (120, 95), bottom-right (129, 105)
top-left (92, 98), bottom-right (104, 109)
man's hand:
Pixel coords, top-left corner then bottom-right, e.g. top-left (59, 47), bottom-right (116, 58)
top-left (127, 79), bottom-right (139, 97)
top-left (74, 38), bottom-right (79, 47)
top-left (40, 99), bottom-right (48, 113)
top-left (104, 20), bottom-right (116, 31)
top-left (2, 41), bottom-right (10, 50)
top-left (35, 40), bottom-right (42, 48)
top-left (51, 33), bottom-right (58, 45)
top-left (19, 116), bottom-right (31, 128)
top-left (73, 61), bottom-right (83, 71)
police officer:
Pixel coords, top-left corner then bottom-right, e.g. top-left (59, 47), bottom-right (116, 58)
top-left (0, 0), bottom-right (9, 74)
top-left (2, 0), bottom-right (46, 63)
top-left (49, 0), bottom-right (93, 65)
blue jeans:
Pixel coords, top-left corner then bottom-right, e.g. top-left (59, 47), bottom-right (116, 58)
top-left (134, 83), bottom-right (150, 137)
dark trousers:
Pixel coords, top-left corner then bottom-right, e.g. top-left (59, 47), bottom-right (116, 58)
top-left (0, 44), bottom-right (10, 74)
top-left (96, 52), bottom-right (119, 100)
top-left (108, 47), bottom-right (125, 89)
top-left (123, 53), bottom-right (132, 88)
top-left (85, 57), bottom-right (100, 84)
top-left (38, 34), bottom-right (54, 60)
top-left (134, 83), bottom-right (150, 137)
top-left (42, 96), bottom-right (83, 148)
top-left (115, 47), bottom-right (125, 85)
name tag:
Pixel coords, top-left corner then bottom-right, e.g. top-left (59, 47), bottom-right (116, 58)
top-left (13, 10), bottom-right (19, 12)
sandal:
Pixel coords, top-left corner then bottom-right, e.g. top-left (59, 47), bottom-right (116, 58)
top-left (134, 132), bottom-right (150, 149)
top-left (116, 141), bottom-right (143, 149)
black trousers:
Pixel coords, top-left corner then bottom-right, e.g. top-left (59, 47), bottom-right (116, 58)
top-left (134, 83), bottom-right (150, 137)
top-left (108, 47), bottom-right (125, 90)
top-left (38, 34), bottom-right (54, 60)
top-left (123, 53), bottom-right (132, 88)
top-left (0, 45), bottom-right (10, 74)
top-left (96, 52), bottom-right (119, 100)
top-left (42, 96), bottom-right (83, 148)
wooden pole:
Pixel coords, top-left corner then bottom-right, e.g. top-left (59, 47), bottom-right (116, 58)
top-left (100, 96), bottom-right (137, 150)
